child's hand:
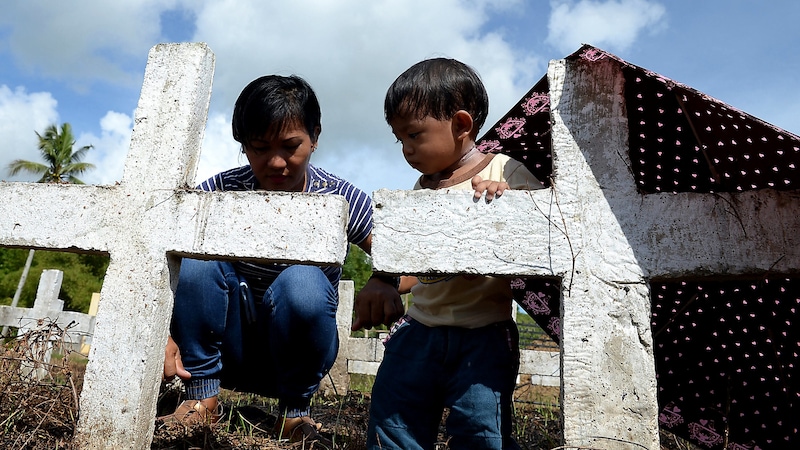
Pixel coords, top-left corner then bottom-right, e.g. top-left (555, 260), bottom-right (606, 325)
top-left (471, 175), bottom-right (509, 202)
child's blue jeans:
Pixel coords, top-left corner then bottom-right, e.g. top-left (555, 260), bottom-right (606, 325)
top-left (170, 259), bottom-right (338, 411)
top-left (367, 317), bottom-right (521, 450)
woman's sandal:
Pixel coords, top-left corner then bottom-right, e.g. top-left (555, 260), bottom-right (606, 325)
top-left (274, 415), bottom-right (334, 449)
top-left (157, 400), bottom-right (222, 427)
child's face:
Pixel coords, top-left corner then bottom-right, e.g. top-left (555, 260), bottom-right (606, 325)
top-left (389, 114), bottom-right (460, 175)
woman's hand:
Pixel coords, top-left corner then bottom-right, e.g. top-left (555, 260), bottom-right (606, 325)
top-left (164, 335), bottom-right (191, 381)
top-left (352, 277), bottom-right (405, 331)
top-left (472, 175), bottom-right (509, 202)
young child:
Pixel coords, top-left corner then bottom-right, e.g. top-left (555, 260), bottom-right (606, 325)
top-left (363, 58), bottom-right (544, 449)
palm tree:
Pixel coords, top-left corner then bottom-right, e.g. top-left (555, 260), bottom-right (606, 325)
top-left (7, 123), bottom-right (95, 184)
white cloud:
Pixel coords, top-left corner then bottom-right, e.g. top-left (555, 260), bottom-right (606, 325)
top-left (79, 111), bottom-right (133, 185)
top-left (1, 0), bottom-right (545, 193)
top-left (546, 0), bottom-right (666, 55)
top-left (184, 0), bottom-right (542, 192)
top-left (0, 85), bottom-right (59, 182)
top-left (1, 0), bottom-right (798, 200)
top-left (0, 0), bottom-right (181, 88)
top-left (195, 112), bottom-right (243, 186)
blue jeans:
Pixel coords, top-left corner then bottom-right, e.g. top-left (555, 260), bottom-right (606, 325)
top-left (367, 317), bottom-right (521, 450)
top-left (170, 259), bottom-right (338, 410)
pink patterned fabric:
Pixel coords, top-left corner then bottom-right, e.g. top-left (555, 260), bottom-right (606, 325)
top-left (477, 44), bottom-right (798, 449)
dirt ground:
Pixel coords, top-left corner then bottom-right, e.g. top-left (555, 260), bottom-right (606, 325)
top-left (1, 325), bottom-right (695, 450)
top-left (150, 381), bottom-right (563, 450)
top-left (148, 380), bottom-right (696, 450)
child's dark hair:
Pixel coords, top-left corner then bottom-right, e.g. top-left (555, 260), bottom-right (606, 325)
top-left (384, 58), bottom-right (489, 137)
top-left (232, 75), bottom-right (321, 145)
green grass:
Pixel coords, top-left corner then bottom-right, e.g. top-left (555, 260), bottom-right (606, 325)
top-left (348, 373), bottom-right (375, 393)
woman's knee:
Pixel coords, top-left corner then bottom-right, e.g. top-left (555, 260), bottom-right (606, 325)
top-left (177, 259), bottom-right (235, 288)
top-left (269, 266), bottom-right (336, 318)
top-left (173, 259), bottom-right (238, 330)
top-left (278, 265), bottom-right (327, 286)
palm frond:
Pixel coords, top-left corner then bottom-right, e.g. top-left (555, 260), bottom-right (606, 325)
top-left (6, 160), bottom-right (49, 177)
top-left (9, 122), bottom-right (96, 183)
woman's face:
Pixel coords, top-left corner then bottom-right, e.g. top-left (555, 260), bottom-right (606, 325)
top-left (244, 122), bottom-right (316, 192)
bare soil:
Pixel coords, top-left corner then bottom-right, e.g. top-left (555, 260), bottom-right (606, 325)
top-left (1, 323), bottom-right (696, 449)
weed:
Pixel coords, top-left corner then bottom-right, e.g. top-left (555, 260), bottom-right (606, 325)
top-left (1, 326), bottom-right (701, 449)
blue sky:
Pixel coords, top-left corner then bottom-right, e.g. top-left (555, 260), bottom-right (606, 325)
top-left (1, 0), bottom-right (799, 196)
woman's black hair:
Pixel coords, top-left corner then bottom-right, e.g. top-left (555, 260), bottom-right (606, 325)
top-left (384, 58), bottom-right (489, 136)
top-left (232, 75), bottom-right (321, 145)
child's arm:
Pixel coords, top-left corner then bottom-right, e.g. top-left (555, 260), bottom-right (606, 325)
top-left (399, 275), bottom-right (418, 293)
top-left (471, 175), bottom-right (509, 202)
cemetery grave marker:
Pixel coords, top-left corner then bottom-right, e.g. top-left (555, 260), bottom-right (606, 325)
top-left (0, 43), bottom-right (349, 449)
top-left (372, 47), bottom-right (800, 449)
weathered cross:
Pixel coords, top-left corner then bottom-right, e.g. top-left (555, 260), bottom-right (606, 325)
top-left (371, 56), bottom-right (800, 448)
top-left (0, 269), bottom-right (72, 335)
top-left (0, 269), bottom-right (93, 380)
top-left (0, 44), bottom-right (350, 449)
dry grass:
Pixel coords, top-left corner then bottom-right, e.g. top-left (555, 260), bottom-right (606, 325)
top-left (1, 323), bottom-right (698, 449)
top-left (0, 320), bottom-right (84, 449)
top-left (150, 375), bottom-right (563, 449)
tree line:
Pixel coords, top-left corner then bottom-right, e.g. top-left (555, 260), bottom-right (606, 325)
top-left (0, 245), bottom-right (371, 315)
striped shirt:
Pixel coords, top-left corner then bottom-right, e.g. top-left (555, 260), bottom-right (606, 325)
top-left (197, 164), bottom-right (372, 299)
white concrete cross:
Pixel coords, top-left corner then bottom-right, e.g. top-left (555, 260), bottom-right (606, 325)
top-left (371, 56), bottom-right (800, 449)
top-left (4, 269), bottom-right (66, 333)
top-left (0, 43), bottom-right (350, 449)
top-left (5, 269), bottom-right (77, 380)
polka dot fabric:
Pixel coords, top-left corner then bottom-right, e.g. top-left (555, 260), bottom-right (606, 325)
top-left (477, 44), bottom-right (799, 449)
top-left (652, 278), bottom-right (798, 449)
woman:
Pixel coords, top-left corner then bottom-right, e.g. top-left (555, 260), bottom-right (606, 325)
top-left (160, 75), bottom-right (403, 446)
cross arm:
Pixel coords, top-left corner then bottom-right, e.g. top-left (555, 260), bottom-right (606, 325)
top-left (161, 190), bottom-right (351, 266)
top-left (627, 189), bottom-right (800, 278)
top-left (370, 188), bottom-right (572, 277)
top-left (0, 182), bottom-right (117, 253)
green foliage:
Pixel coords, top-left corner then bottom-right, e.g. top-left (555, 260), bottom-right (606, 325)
top-left (1, 122), bottom-right (103, 313)
top-left (0, 248), bottom-right (108, 313)
top-left (6, 123), bottom-right (95, 184)
top-left (0, 243), bottom-right (367, 316)
top-left (1, 244), bottom-right (369, 315)
top-left (515, 309), bottom-right (559, 350)
top-left (515, 309), bottom-right (535, 325)
top-left (341, 244), bottom-right (372, 292)
top-left (0, 248), bottom-right (31, 272)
